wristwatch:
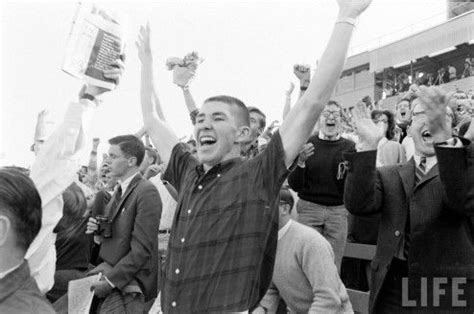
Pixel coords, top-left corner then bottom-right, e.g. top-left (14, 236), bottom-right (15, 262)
top-left (81, 93), bottom-right (96, 102)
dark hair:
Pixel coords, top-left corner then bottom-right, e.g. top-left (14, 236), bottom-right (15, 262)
top-left (371, 110), bottom-right (396, 140)
top-left (458, 120), bottom-right (471, 137)
top-left (326, 100), bottom-right (343, 111)
top-left (279, 187), bottom-right (294, 213)
top-left (54, 183), bottom-right (88, 242)
top-left (204, 95), bottom-right (250, 127)
top-left (145, 146), bottom-right (159, 165)
top-left (248, 106), bottom-right (267, 130)
top-left (108, 135), bottom-right (145, 166)
top-left (0, 167), bottom-right (42, 251)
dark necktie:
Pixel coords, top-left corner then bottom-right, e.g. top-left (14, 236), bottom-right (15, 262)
top-left (404, 157), bottom-right (427, 259)
top-left (415, 156), bottom-right (426, 185)
top-left (107, 185), bottom-right (122, 217)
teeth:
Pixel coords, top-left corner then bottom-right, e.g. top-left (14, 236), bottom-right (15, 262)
top-left (199, 136), bottom-right (216, 145)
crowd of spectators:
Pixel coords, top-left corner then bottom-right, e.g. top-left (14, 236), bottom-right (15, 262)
top-left (1, 0), bottom-right (473, 313)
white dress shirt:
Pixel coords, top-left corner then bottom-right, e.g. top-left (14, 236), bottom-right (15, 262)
top-left (26, 99), bottom-right (96, 293)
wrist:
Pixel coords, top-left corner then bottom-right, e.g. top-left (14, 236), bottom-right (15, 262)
top-left (336, 14), bottom-right (358, 26)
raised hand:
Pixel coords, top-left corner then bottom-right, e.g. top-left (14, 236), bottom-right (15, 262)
top-left (297, 143), bottom-right (315, 167)
top-left (136, 23), bottom-right (152, 64)
top-left (352, 101), bottom-right (384, 150)
top-left (92, 138), bottom-right (100, 149)
top-left (416, 86), bottom-right (451, 143)
top-left (336, 0), bottom-right (373, 19)
top-left (173, 66), bottom-right (195, 88)
top-left (286, 82), bottom-right (295, 96)
top-left (293, 64), bottom-right (311, 87)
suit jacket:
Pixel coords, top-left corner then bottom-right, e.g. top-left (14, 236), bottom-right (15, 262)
top-left (344, 142), bottom-right (474, 313)
top-left (99, 173), bottom-right (162, 301)
top-left (0, 261), bottom-right (55, 313)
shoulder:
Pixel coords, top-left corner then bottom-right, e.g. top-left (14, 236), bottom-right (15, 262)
top-left (290, 221), bottom-right (332, 251)
top-left (340, 137), bottom-right (356, 149)
top-left (2, 283), bottom-right (54, 313)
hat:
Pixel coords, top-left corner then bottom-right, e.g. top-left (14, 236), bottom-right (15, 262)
top-left (279, 188), bottom-right (294, 209)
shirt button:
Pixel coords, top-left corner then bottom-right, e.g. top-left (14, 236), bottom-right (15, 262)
top-left (187, 209), bottom-right (192, 214)
top-left (394, 230), bottom-right (401, 237)
top-left (217, 174), bottom-right (221, 178)
top-left (181, 238), bottom-right (185, 243)
top-left (198, 185), bottom-right (203, 190)
top-left (175, 268), bottom-right (180, 274)
top-left (171, 301), bottom-right (177, 307)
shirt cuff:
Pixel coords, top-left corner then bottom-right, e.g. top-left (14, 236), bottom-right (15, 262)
top-left (437, 137), bottom-right (463, 147)
top-left (103, 275), bottom-right (115, 288)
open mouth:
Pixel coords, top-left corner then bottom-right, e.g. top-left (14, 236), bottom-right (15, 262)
top-left (199, 135), bottom-right (217, 147)
top-left (326, 122), bottom-right (336, 128)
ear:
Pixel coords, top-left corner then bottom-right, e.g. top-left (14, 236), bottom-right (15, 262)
top-left (128, 156), bottom-right (138, 167)
top-left (235, 126), bottom-right (250, 144)
top-left (0, 215), bottom-right (11, 246)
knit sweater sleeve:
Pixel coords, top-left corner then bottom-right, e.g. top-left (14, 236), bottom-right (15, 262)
top-left (257, 281), bottom-right (280, 313)
top-left (299, 234), bottom-right (349, 313)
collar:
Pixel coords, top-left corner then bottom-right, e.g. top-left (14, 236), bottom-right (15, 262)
top-left (0, 261), bottom-right (30, 302)
top-left (278, 219), bottom-right (292, 240)
top-left (318, 132), bottom-right (341, 141)
top-left (0, 262), bottom-right (22, 280)
top-left (413, 154), bottom-right (437, 173)
top-left (119, 171), bottom-right (140, 194)
top-left (377, 137), bottom-right (388, 150)
top-left (195, 157), bottom-right (241, 177)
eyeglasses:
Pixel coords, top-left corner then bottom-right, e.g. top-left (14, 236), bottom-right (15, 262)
top-left (321, 111), bottom-right (341, 118)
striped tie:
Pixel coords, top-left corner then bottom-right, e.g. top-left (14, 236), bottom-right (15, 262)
top-left (404, 157), bottom-right (427, 259)
top-left (415, 156), bottom-right (426, 185)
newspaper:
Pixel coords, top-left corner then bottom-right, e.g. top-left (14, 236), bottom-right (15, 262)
top-left (62, 3), bottom-right (125, 90)
top-left (68, 274), bottom-right (101, 314)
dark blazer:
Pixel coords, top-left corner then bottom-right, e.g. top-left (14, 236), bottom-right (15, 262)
top-left (0, 261), bottom-right (55, 313)
top-left (99, 173), bottom-right (162, 301)
top-left (344, 142), bottom-right (474, 313)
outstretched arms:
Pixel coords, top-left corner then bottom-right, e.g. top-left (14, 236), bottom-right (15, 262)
top-left (279, 0), bottom-right (372, 167)
top-left (137, 24), bottom-right (178, 170)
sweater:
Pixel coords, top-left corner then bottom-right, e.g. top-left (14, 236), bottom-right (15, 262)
top-left (259, 220), bottom-right (353, 313)
top-left (288, 134), bottom-right (355, 205)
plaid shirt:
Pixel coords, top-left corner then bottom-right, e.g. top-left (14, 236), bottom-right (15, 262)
top-left (162, 131), bottom-right (289, 313)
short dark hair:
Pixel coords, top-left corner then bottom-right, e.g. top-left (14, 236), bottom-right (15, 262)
top-left (326, 100), bottom-right (342, 111)
top-left (108, 135), bottom-right (145, 166)
top-left (0, 167), bottom-right (42, 251)
top-left (248, 106), bottom-right (267, 130)
top-left (145, 146), bottom-right (159, 165)
top-left (204, 95), bottom-right (250, 127)
top-left (279, 187), bottom-right (294, 213)
top-left (54, 183), bottom-right (87, 242)
top-left (371, 110), bottom-right (396, 140)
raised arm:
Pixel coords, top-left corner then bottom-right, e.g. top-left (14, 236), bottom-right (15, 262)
top-left (171, 56), bottom-right (200, 124)
top-left (279, 0), bottom-right (372, 167)
top-left (27, 60), bottom-right (124, 293)
top-left (282, 82), bottom-right (294, 120)
top-left (137, 24), bottom-right (178, 170)
top-left (294, 64), bottom-right (311, 100)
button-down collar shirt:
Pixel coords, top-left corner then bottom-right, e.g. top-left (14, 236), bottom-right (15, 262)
top-left (162, 131), bottom-right (289, 313)
top-left (26, 99), bottom-right (96, 293)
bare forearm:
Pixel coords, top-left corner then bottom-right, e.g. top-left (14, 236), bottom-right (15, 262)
top-left (182, 88), bottom-right (198, 113)
top-left (280, 20), bottom-right (355, 165)
top-left (140, 61), bottom-right (178, 168)
top-left (283, 94), bottom-right (291, 120)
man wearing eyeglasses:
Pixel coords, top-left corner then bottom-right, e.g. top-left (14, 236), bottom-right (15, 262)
top-left (254, 188), bottom-right (352, 313)
top-left (288, 100), bottom-right (355, 271)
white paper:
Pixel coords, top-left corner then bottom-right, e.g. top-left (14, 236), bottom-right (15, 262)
top-left (68, 274), bottom-right (101, 314)
top-left (62, 3), bottom-right (126, 90)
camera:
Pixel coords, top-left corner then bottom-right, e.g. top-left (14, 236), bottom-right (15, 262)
top-left (95, 215), bottom-right (112, 238)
